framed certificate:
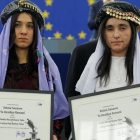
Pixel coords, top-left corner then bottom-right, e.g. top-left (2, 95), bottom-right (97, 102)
top-left (69, 84), bottom-right (140, 140)
top-left (0, 89), bottom-right (53, 140)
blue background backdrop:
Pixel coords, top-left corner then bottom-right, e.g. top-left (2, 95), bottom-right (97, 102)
top-left (0, 0), bottom-right (140, 46)
top-left (0, 0), bottom-right (140, 90)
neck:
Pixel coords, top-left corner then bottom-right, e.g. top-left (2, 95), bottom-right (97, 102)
top-left (111, 50), bottom-right (127, 57)
top-left (15, 47), bottom-right (29, 64)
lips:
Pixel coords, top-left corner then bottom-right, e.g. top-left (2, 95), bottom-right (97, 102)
top-left (112, 41), bottom-right (122, 43)
top-left (19, 38), bottom-right (27, 41)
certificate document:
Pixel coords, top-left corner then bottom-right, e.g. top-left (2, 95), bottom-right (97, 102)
top-left (69, 85), bottom-right (140, 140)
top-left (0, 89), bottom-right (53, 140)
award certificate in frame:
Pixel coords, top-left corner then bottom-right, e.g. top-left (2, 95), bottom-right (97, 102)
top-left (69, 84), bottom-right (140, 140)
top-left (0, 89), bottom-right (53, 140)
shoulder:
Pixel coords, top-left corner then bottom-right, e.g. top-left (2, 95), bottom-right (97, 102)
top-left (73, 39), bottom-right (97, 55)
top-left (70, 40), bottom-right (97, 63)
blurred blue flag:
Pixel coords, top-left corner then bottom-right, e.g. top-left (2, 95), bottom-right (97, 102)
top-left (0, 0), bottom-right (140, 45)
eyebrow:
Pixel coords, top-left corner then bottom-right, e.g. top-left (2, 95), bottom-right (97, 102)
top-left (105, 24), bottom-right (128, 28)
top-left (16, 21), bottom-right (33, 24)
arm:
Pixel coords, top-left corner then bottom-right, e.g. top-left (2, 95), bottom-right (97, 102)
top-left (53, 135), bottom-right (58, 140)
top-left (65, 46), bottom-right (88, 99)
top-left (65, 40), bottom-right (98, 99)
top-left (64, 40), bottom-right (97, 139)
top-left (64, 46), bottom-right (89, 139)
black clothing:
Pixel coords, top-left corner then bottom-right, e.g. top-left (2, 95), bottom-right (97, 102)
top-left (64, 40), bottom-right (97, 139)
top-left (88, 0), bottom-right (103, 39)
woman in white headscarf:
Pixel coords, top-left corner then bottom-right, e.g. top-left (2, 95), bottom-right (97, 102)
top-left (76, 1), bottom-right (140, 95)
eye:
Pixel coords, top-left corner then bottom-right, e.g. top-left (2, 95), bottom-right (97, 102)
top-left (107, 28), bottom-right (113, 31)
top-left (108, 28), bottom-right (112, 31)
top-left (120, 27), bottom-right (126, 30)
top-left (15, 23), bottom-right (20, 27)
top-left (27, 24), bottom-right (34, 28)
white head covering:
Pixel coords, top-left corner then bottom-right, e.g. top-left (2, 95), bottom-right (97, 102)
top-left (76, 34), bottom-right (140, 95)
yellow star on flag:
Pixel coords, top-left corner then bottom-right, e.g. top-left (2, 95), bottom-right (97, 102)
top-left (54, 31), bottom-right (62, 39)
top-left (66, 34), bottom-right (74, 40)
top-left (78, 31), bottom-right (87, 39)
top-left (45, 0), bottom-right (53, 6)
top-left (45, 22), bottom-right (53, 31)
top-left (43, 10), bottom-right (50, 18)
top-left (88, 0), bottom-right (95, 6)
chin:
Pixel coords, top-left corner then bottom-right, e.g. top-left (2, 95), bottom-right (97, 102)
top-left (112, 49), bottom-right (127, 56)
top-left (20, 46), bottom-right (29, 49)
top-left (112, 46), bottom-right (126, 51)
top-left (16, 45), bottom-right (30, 49)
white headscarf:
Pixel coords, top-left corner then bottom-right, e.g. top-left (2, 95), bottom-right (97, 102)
top-left (76, 34), bottom-right (140, 95)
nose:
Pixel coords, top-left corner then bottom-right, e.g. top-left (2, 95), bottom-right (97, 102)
top-left (114, 29), bottom-right (120, 39)
top-left (20, 25), bottom-right (27, 35)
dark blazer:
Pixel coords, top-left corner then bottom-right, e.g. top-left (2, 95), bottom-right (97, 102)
top-left (88, 0), bottom-right (103, 39)
top-left (64, 40), bottom-right (97, 139)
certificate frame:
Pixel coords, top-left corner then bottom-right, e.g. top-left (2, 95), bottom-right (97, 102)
top-left (0, 88), bottom-right (54, 140)
top-left (69, 84), bottom-right (140, 140)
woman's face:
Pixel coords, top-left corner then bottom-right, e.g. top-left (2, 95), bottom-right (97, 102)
top-left (14, 12), bottom-right (34, 49)
top-left (104, 18), bottom-right (132, 57)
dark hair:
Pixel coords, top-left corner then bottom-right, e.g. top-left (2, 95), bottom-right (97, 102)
top-left (4, 12), bottom-right (39, 89)
top-left (97, 17), bottom-right (137, 86)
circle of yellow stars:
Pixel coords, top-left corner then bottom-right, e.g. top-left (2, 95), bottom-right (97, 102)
top-left (43, 0), bottom-right (94, 40)
top-left (45, 0), bottom-right (53, 6)
top-left (43, 10), bottom-right (49, 18)
top-left (88, 0), bottom-right (95, 6)
top-left (45, 22), bottom-right (53, 31)
top-left (78, 31), bottom-right (87, 39)
top-left (54, 31), bottom-right (62, 39)
top-left (66, 34), bottom-right (74, 40)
